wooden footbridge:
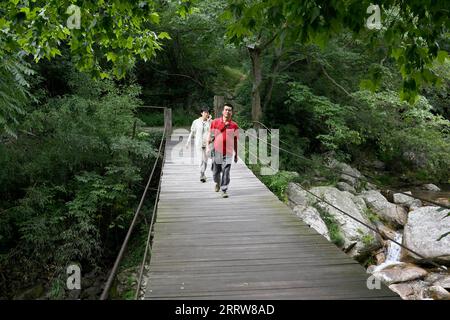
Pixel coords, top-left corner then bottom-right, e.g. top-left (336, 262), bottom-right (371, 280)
top-left (143, 129), bottom-right (398, 300)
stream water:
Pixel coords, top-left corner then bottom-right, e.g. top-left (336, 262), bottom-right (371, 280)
top-left (385, 232), bottom-right (403, 262)
top-left (409, 188), bottom-right (450, 206)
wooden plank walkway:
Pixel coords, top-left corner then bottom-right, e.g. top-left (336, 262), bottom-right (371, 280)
top-left (144, 131), bottom-right (398, 300)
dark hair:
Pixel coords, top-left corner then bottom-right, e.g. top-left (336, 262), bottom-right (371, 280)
top-left (223, 103), bottom-right (233, 110)
top-left (200, 106), bottom-right (209, 113)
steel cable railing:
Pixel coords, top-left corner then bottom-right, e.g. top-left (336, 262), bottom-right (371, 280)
top-left (100, 109), bottom-right (169, 300)
top-left (134, 131), bottom-right (168, 299)
top-left (250, 121), bottom-right (450, 210)
top-left (244, 131), bottom-right (447, 271)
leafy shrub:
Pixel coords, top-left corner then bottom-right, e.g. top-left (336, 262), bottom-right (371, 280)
top-left (352, 90), bottom-right (450, 182)
top-left (0, 50), bottom-right (35, 138)
top-left (0, 72), bottom-right (160, 298)
top-left (285, 82), bottom-right (362, 152)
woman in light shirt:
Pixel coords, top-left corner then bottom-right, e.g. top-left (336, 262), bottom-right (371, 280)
top-left (186, 107), bottom-right (212, 182)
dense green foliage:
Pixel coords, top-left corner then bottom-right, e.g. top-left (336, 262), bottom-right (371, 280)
top-left (0, 68), bottom-right (161, 298)
top-left (258, 35), bottom-right (450, 183)
top-left (0, 47), bottom-right (35, 137)
top-left (0, 0), bottom-right (196, 137)
top-left (224, 0), bottom-right (449, 103)
top-left (0, 0), bottom-right (197, 77)
top-left (135, 0), bottom-right (241, 109)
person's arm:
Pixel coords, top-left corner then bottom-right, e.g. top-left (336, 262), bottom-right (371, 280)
top-left (185, 120), bottom-right (195, 148)
top-left (205, 120), bottom-right (212, 145)
top-left (206, 120), bottom-right (214, 153)
top-left (234, 126), bottom-right (239, 162)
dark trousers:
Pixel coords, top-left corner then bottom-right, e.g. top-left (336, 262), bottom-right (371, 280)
top-left (212, 151), bottom-right (232, 191)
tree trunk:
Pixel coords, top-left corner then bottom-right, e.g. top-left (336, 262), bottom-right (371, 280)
top-left (213, 95), bottom-right (224, 118)
top-left (248, 46), bottom-right (263, 125)
top-left (263, 42), bottom-right (284, 112)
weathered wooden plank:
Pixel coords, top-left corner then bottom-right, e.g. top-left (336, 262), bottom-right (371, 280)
top-left (149, 246), bottom-right (355, 263)
top-left (152, 230), bottom-right (323, 240)
top-left (146, 281), bottom-right (395, 299)
top-left (152, 235), bottom-right (329, 246)
top-left (146, 277), bottom-right (379, 294)
top-left (152, 224), bottom-right (313, 235)
top-left (148, 260), bottom-right (358, 274)
top-left (147, 263), bottom-right (365, 280)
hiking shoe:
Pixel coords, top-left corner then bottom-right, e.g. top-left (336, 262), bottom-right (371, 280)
top-left (215, 183), bottom-right (220, 192)
top-left (222, 191), bottom-right (228, 198)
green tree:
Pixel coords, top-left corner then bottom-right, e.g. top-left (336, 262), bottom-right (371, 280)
top-left (0, 49), bottom-right (34, 138)
top-left (0, 0), bottom-right (197, 136)
top-left (0, 68), bottom-right (159, 298)
top-left (0, 0), bottom-right (198, 78)
top-left (224, 0), bottom-right (449, 122)
top-left (135, 0), bottom-right (242, 110)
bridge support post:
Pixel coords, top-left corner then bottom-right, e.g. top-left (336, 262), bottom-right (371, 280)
top-left (164, 107), bottom-right (172, 135)
top-left (213, 95), bottom-right (224, 119)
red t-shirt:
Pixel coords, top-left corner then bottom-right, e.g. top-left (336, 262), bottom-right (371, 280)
top-left (210, 118), bottom-right (239, 155)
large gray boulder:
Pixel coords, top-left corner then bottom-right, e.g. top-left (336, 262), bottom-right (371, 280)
top-left (292, 206), bottom-right (330, 241)
top-left (389, 281), bottom-right (428, 300)
top-left (359, 190), bottom-right (408, 228)
top-left (339, 164), bottom-right (362, 187)
top-left (287, 183), bottom-right (330, 241)
top-left (308, 186), bottom-right (381, 259)
top-left (392, 191), bottom-right (422, 211)
top-left (371, 262), bottom-right (428, 285)
top-left (388, 273), bottom-right (450, 300)
top-left (327, 160), bottom-right (363, 187)
top-left (364, 182), bottom-right (378, 191)
top-left (422, 184), bottom-right (441, 192)
top-left (403, 206), bottom-right (450, 265)
top-left (336, 182), bottom-right (356, 194)
top-left (368, 159), bottom-right (386, 171)
top-left (286, 182), bottom-right (311, 209)
top-left (423, 286), bottom-right (450, 300)
top-left (350, 194), bottom-right (369, 214)
top-left (432, 275), bottom-right (450, 290)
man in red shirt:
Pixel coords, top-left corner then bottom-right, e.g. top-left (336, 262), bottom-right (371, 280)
top-left (206, 103), bottom-right (239, 198)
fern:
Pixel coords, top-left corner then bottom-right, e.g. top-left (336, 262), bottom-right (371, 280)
top-left (0, 50), bottom-right (35, 138)
top-left (0, 69), bottom-right (156, 297)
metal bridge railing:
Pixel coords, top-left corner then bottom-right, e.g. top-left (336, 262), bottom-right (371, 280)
top-left (100, 107), bottom-right (171, 300)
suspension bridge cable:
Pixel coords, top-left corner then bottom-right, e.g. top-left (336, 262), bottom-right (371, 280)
top-left (135, 134), bottom-right (167, 299)
top-left (248, 121), bottom-right (450, 210)
top-left (289, 174), bottom-right (447, 271)
top-left (244, 139), bottom-right (447, 272)
top-left (100, 123), bottom-right (167, 300)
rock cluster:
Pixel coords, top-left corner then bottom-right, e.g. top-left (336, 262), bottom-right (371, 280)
top-left (286, 161), bottom-right (449, 300)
